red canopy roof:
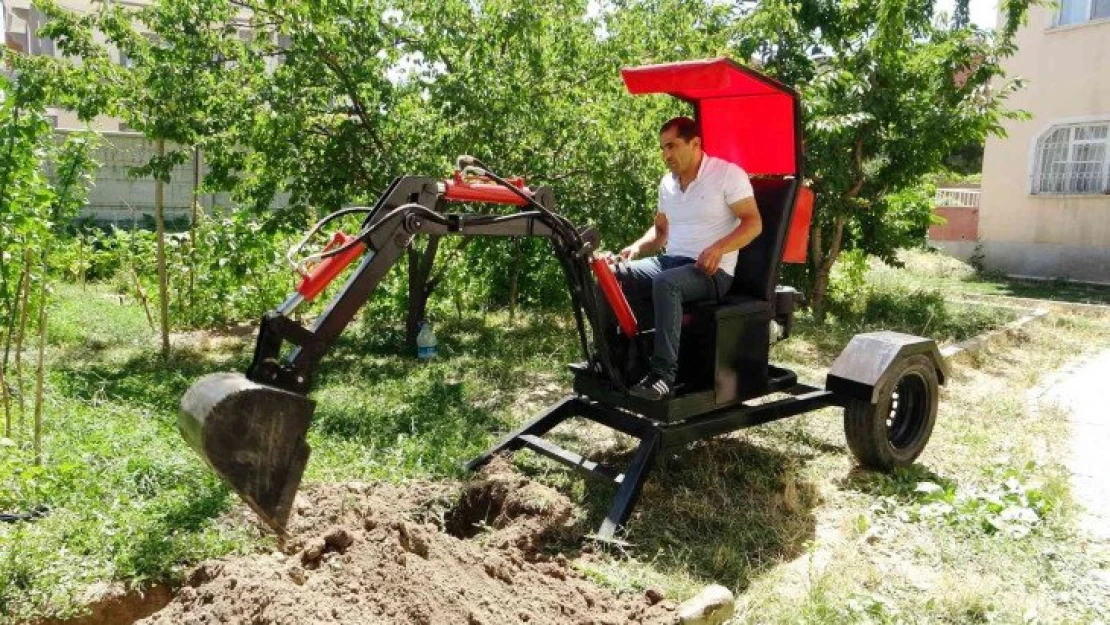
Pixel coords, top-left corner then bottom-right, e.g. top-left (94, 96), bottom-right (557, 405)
top-left (620, 58), bottom-right (800, 177)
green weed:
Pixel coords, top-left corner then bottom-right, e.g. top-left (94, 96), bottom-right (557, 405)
top-left (848, 463), bottom-right (1055, 539)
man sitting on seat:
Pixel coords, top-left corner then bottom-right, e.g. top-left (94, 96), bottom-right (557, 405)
top-left (611, 116), bottom-right (762, 400)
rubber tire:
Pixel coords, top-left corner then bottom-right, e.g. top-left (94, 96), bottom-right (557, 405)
top-left (843, 354), bottom-right (939, 471)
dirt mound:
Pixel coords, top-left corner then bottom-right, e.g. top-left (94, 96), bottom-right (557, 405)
top-left (141, 458), bottom-right (676, 624)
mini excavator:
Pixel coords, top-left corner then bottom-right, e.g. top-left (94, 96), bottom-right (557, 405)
top-left (179, 59), bottom-right (948, 540)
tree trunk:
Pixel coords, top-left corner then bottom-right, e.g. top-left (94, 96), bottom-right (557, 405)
top-left (508, 238), bottom-right (522, 323)
top-left (809, 214), bottom-right (846, 323)
top-left (189, 146), bottom-right (200, 305)
top-left (811, 266), bottom-right (832, 323)
top-left (132, 267), bottom-right (156, 331)
top-left (1, 249), bottom-right (29, 436)
top-left (0, 367), bottom-right (8, 439)
top-left (1, 248), bottom-right (25, 379)
top-left (32, 259), bottom-right (47, 466)
top-left (14, 251), bottom-right (32, 426)
top-left (810, 139), bottom-right (867, 322)
top-left (405, 236), bottom-right (441, 349)
top-left (155, 138), bottom-right (170, 358)
top-left (78, 238), bottom-right (86, 290)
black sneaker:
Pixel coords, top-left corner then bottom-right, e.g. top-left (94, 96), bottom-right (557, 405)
top-left (629, 373), bottom-right (672, 401)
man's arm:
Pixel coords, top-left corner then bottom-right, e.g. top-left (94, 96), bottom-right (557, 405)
top-left (620, 212), bottom-right (669, 260)
top-left (695, 197), bottom-right (762, 274)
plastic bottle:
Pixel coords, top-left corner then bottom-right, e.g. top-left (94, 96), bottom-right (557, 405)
top-left (416, 321), bottom-right (438, 360)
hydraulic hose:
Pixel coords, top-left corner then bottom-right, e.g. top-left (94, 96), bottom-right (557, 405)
top-left (289, 203), bottom-right (446, 276)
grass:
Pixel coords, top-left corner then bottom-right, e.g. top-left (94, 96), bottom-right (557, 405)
top-left (0, 289), bottom-right (257, 622)
top-left (1, 252), bottom-right (1108, 623)
top-left (875, 247), bottom-right (1110, 306)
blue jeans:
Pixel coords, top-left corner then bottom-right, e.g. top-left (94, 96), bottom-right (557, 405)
top-left (604, 255), bottom-right (732, 384)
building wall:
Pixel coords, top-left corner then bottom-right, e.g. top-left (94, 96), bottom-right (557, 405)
top-left (929, 206), bottom-right (980, 242)
top-left (5, 0), bottom-right (263, 133)
top-left (979, 4), bottom-right (1110, 283)
top-left (67, 130), bottom-right (288, 225)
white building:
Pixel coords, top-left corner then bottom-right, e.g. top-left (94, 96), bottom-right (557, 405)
top-left (978, 1), bottom-right (1110, 283)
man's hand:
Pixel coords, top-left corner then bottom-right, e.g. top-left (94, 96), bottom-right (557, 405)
top-left (696, 243), bottom-right (725, 275)
top-left (619, 243), bottom-right (642, 261)
top-left (596, 251), bottom-right (619, 265)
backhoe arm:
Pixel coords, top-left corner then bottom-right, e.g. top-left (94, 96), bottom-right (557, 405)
top-left (179, 170), bottom-right (616, 535)
top-left (246, 174), bottom-right (603, 395)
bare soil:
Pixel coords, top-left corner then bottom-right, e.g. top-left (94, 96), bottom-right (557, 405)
top-left (140, 458), bottom-right (677, 625)
top-left (32, 584), bottom-right (172, 625)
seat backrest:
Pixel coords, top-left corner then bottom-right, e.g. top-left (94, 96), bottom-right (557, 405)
top-left (730, 177), bottom-right (799, 302)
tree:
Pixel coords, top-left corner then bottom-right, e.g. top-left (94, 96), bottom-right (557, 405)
top-left (34, 0), bottom-right (1027, 332)
top-left (391, 0), bottom-right (738, 328)
top-left (68, 0), bottom-right (722, 342)
top-left (731, 0), bottom-right (1031, 318)
top-left (0, 55), bottom-right (98, 445)
top-left (38, 0), bottom-right (263, 354)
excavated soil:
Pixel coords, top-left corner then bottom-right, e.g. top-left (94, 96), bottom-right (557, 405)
top-left (140, 458), bottom-right (677, 625)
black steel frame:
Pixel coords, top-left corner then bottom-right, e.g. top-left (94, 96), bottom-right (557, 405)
top-left (468, 382), bottom-right (844, 541)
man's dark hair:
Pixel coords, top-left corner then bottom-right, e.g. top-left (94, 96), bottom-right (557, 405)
top-left (659, 116), bottom-right (701, 142)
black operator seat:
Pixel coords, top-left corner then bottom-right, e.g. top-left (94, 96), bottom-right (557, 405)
top-left (676, 176), bottom-right (799, 400)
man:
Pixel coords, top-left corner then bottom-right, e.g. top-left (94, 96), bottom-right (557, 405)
top-left (607, 116), bottom-right (761, 400)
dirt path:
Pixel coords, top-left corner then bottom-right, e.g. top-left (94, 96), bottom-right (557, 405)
top-left (139, 458), bottom-right (677, 625)
top-left (1033, 348), bottom-right (1110, 542)
top-left (1032, 347), bottom-right (1110, 589)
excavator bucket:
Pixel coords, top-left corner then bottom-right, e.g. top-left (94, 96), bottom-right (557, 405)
top-left (178, 372), bottom-right (315, 534)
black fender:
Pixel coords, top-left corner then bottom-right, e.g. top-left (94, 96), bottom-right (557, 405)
top-left (825, 331), bottom-right (949, 404)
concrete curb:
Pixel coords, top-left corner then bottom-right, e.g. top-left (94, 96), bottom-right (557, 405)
top-left (940, 307), bottom-right (1050, 366)
top-left (957, 292), bottom-right (1110, 316)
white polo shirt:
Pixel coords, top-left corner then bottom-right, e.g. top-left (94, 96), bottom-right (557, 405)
top-left (658, 154), bottom-right (754, 276)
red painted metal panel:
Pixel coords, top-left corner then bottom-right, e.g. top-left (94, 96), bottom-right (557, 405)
top-left (783, 186), bottom-right (813, 264)
top-left (443, 180), bottom-right (531, 206)
top-left (620, 58), bottom-right (785, 99)
top-left (700, 96), bottom-right (795, 176)
top-left (620, 57), bottom-right (799, 176)
top-left (443, 172), bottom-right (532, 206)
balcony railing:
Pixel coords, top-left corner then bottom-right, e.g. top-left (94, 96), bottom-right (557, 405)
top-left (934, 188), bottom-right (980, 208)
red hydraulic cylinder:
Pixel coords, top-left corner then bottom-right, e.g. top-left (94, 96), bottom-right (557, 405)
top-left (442, 172), bottom-right (532, 206)
top-left (295, 232), bottom-right (367, 302)
top-left (590, 257), bottom-right (638, 338)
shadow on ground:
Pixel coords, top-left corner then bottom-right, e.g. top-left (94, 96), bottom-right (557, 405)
top-left (788, 288), bottom-right (1014, 363)
top-left (838, 462), bottom-right (955, 501)
top-left (526, 436), bottom-right (820, 591)
top-left (50, 345), bottom-right (249, 414)
top-left (961, 275), bottom-right (1110, 306)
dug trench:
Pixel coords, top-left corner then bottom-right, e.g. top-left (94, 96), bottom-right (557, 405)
top-left (126, 456), bottom-right (678, 625)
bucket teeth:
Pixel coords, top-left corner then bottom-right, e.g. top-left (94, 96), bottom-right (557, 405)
top-left (179, 372), bottom-right (315, 534)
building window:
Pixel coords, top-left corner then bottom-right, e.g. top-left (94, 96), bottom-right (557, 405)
top-left (1031, 121), bottom-right (1110, 195)
top-left (1057, 0), bottom-right (1110, 25)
